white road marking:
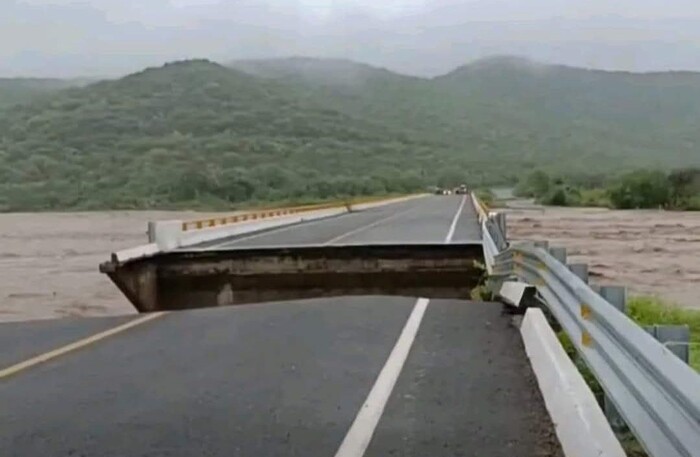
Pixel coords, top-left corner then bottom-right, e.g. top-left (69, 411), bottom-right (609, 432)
top-left (333, 297), bottom-right (430, 457)
top-left (334, 199), bottom-right (463, 456)
top-left (323, 206), bottom-right (421, 245)
top-left (0, 313), bottom-right (165, 380)
top-left (444, 196), bottom-right (467, 243)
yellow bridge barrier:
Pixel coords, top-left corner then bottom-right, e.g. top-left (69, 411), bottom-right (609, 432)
top-left (181, 196), bottom-right (408, 232)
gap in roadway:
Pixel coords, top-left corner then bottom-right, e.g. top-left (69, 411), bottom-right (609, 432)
top-left (0, 195), bottom-right (560, 456)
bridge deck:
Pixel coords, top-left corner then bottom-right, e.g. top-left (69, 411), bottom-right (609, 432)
top-left (187, 193), bottom-right (481, 249)
top-left (0, 196), bottom-right (562, 456)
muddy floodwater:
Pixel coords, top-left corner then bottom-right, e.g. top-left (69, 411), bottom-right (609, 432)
top-left (507, 205), bottom-right (700, 309)
top-left (0, 211), bottom-right (221, 322)
top-left (1, 206), bottom-right (699, 322)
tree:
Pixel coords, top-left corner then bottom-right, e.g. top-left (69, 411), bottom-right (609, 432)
top-left (219, 170), bottom-right (255, 202)
top-left (546, 188), bottom-right (569, 206)
top-left (668, 168), bottom-right (700, 209)
top-left (608, 170), bottom-right (671, 209)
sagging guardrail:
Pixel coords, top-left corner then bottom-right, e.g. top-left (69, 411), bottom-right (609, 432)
top-left (470, 193), bottom-right (501, 274)
top-left (473, 194), bottom-right (700, 457)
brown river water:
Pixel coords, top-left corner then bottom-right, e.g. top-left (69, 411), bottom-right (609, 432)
top-left (0, 206), bottom-right (699, 322)
top-left (507, 205), bottom-right (700, 310)
top-left (0, 211), bottom-right (221, 322)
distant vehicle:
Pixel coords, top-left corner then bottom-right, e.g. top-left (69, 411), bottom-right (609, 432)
top-left (434, 187), bottom-right (450, 195)
top-left (455, 184), bottom-right (469, 195)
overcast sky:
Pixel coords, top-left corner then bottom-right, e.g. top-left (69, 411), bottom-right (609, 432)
top-left (3, 0), bottom-right (700, 77)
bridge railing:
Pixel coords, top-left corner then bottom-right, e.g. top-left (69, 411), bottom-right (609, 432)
top-left (473, 194), bottom-right (700, 457)
top-left (145, 194), bottom-right (423, 253)
top-left (111, 194), bottom-right (425, 263)
top-left (179, 195), bottom-right (406, 232)
top-left (470, 193), bottom-right (499, 274)
top-left (180, 202), bottom-right (344, 232)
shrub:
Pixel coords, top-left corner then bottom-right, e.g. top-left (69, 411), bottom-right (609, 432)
top-left (608, 170), bottom-right (671, 209)
top-left (628, 296), bottom-right (700, 371)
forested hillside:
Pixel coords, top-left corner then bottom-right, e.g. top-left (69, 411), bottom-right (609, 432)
top-left (0, 57), bottom-right (698, 210)
top-left (434, 57), bottom-right (700, 168)
top-left (0, 61), bottom-right (439, 210)
top-left (236, 56), bottom-right (700, 170)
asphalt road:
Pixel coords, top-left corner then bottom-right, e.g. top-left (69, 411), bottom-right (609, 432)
top-left (0, 196), bottom-right (561, 456)
top-left (201, 194), bottom-right (481, 249)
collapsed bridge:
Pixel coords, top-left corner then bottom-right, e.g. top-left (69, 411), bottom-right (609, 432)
top-left (0, 193), bottom-right (697, 457)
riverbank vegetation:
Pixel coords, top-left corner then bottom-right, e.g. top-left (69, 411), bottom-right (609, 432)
top-left (515, 168), bottom-right (700, 210)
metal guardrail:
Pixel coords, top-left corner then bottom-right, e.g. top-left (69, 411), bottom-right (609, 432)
top-left (470, 193), bottom-right (499, 274)
top-left (473, 194), bottom-right (700, 457)
top-left (493, 246), bottom-right (700, 457)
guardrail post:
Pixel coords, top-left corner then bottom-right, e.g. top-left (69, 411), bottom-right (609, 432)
top-left (599, 286), bottom-right (627, 313)
top-left (568, 263), bottom-right (589, 283)
top-left (549, 247), bottom-right (567, 264)
top-left (644, 325), bottom-right (691, 364)
top-left (603, 392), bottom-right (628, 432)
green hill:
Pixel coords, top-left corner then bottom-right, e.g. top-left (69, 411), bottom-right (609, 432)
top-left (0, 60), bottom-right (434, 210)
top-left (235, 56), bottom-right (700, 170)
top-left (434, 56), bottom-right (700, 168)
top-left (0, 57), bottom-right (698, 210)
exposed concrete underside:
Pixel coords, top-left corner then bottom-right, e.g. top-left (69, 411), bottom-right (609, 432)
top-left (102, 244), bottom-right (485, 312)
